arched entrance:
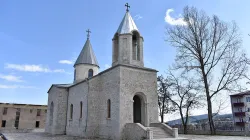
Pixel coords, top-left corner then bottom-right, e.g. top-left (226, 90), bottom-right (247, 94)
top-left (133, 93), bottom-right (148, 126)
top-left (133, 95), bottom-right (141, 123)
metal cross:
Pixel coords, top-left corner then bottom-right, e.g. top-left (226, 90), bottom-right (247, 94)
top-left (86, 29), bottom-right (91, 39)
top-left (125, 3), bottom-right (130, 12)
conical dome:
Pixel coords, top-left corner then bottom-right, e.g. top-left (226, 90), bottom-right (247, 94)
top-left (116, 11), bottom-right (139, 34)
top-left (74, 38), bottom-right (99, 67)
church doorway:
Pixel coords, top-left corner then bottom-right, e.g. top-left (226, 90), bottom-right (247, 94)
top-left (133, 95), bottom-right (142, 124)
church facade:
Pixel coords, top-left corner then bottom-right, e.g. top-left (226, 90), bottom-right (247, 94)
top-left (45, 4), bottom-right (177, 140)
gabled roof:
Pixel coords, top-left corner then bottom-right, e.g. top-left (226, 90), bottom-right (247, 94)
top-left (74, 38), bottom-right (99, 67)
top-left (47, 84), bottom-right (72, 93)
top-left (116, 11), bottom-right (139, 34)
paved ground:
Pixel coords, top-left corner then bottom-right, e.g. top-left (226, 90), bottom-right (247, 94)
top-left (2, 132), bottom-right (104, 140)
top-left (2, 132), bottom-right (250, 140)
top-left (179, 134), bottom-right (250, 140)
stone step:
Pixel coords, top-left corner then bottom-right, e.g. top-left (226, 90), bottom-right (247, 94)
top-left (154, 134), bottom-right (171, 137)
top-left (147, 127), bottom-right (173, 139)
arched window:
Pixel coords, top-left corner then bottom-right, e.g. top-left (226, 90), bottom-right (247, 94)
top-left (107, 99), bottom-right (111, 118)
top-left (70, 104), bottom-right (73, 119)
top-left (50, 102), bottom-right (54, 125)
top-left (132, 31), bottom-right (140, 61)
top-left (80, 101), bottom-right (83, 118)
top-left (88, 69), bottom-right (93, 78)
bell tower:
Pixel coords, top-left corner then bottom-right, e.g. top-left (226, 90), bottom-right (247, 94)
top-left (112, 3), bottom-right (144, 67)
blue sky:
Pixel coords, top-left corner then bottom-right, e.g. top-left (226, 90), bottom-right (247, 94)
top-left (0, 0), bottom-right (250, 117)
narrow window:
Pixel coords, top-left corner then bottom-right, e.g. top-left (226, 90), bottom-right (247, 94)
top-left (15, 109), bottom-right (20, 129)
top-left (80, 101), bottom-right (83, 118)
top-left (132, 31), bottom-right (140, 61)
top-left (35, 121), bottom-right (40, 128)
top-left (70, 104), bottom-right (73, 119)
top-left (132, 35), bottom-right (137, 60)
top-left (45, 109), bottom-right (47, 113)
top-left (1, 120), bottom-right (6, 127)
top-left (137, 43), bottom-right (140, 61)
top-left (30, 109), bottom-right (33, 113)
top-left (88, 69), bottom-right (93, 78)
top-left (3, 108), bottom-right (7, 115)
top-left (37, 109), bottom-right (41, 116)
top-left (107, 99), bottom-right (111, 118)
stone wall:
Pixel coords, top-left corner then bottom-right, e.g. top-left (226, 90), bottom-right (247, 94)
top-left (66, 66), bottom-right (121, 139)
top-left (45, 86), bottom-right (68, 135)
top-left (47, 64), bottom-right (159, 140)
top-left (97, 66), bottom-right (121, 139)
top-left (124, 123), bottom-right (147, 140)
top-left (119, 65), bottom-right (159, 139)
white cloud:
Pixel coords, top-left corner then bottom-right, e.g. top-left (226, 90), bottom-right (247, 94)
top-left (0, 84), bottom-right (36, 89)
top-left (104, 64), bottom-right (111, 69)
top-left (134, 14), bottom-right (143, 20)
top-left (5, 64), bottom-right (65, 73)
top-left (165, 9), bottom-right (187, 26)
top-left (0, 74), bottom-right (23, 82)
top-left (59, 60), bottom-right (73, 65)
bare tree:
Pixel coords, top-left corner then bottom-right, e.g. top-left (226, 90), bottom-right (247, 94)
top-left (157, 75), bottom-right (176, 123)
top-left (165, 71), bottom-right (203, 134)
top-left (166, 6), bottom-right (249, 134)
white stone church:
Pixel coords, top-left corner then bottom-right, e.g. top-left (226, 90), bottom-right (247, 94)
top-left (45, 4), bottom-right (178, 140)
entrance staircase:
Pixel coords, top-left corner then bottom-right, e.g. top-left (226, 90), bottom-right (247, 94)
top-left (149, 127), bottom-right (172, 139)
top-left (125, 123), bottom-right (189, 140)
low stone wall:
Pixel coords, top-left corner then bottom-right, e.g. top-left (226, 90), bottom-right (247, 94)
top-left (124, 123), bottom-right (149, 140)
top-left (179, 130), bottom-right (250, 136)
top-left (150, 123), bottom-right (178, 138)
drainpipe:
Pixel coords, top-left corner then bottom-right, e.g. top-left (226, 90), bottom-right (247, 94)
top-left (85, 78), bottom-right (89, 132)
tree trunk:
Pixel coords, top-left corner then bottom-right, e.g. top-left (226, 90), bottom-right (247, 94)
top-left (161, 113), bottom-right (164, 123)
top-left (183, 124), bottom-right (187, 134)
top-left (207, 98), bottom-right (216, 134)
top-left (200, 55), bottom-right (216, 135)
top-left (180, 108), bottom-right (186, 134)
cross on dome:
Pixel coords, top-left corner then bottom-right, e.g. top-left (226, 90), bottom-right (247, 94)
top-left (86, 29), bottom-right (91, 39)
top-left (125, 3), bottom-right (130, 12)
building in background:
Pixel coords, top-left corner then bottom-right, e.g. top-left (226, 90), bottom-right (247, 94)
top-left (0, 103), bottom-right (47, 129)
top-left (230, 91), bottom-right (250, 131)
